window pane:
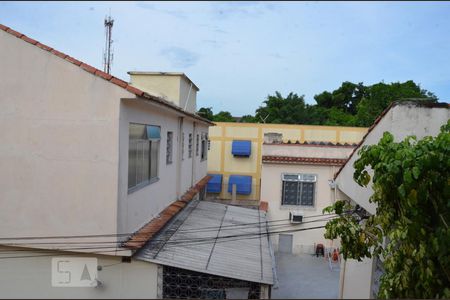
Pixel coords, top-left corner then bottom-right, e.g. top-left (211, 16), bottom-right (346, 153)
top-left (136, 141), bottom-right (144, 184)
top-left (150, 140), bottom-right (159, 179)
top-left (129, 123), bottom-right (146, 140)
top-left (282, 181), bottom-right (299, 205)
top-left (128, 140), bottom-right (137, 189)
top-left (300, 182), bottom-right (315, 206)
top-left (142, 140), bottom-right (150, 182)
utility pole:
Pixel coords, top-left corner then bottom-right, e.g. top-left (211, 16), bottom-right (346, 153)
top-left (103, 14), bottom-right (114, 74)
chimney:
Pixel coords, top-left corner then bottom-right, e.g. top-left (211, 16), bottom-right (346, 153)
top-left (128, 72), bottom-right (199, 113)
top-left (264, 132), bottom-right (283, 144)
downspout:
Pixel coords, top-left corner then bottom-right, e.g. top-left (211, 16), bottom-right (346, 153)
top-left (183, 82), bottom-right (193, 111)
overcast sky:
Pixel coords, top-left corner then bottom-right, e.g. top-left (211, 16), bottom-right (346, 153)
top-left (1, 1), bottom-right (449, 116)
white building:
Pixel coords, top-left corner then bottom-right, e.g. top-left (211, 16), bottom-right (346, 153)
top-left (335, 101), bottom-right (449, 299)
top-left (260, 133), bottom-right (355, 254)
top-left (0, 24), bottom-right (274, 298)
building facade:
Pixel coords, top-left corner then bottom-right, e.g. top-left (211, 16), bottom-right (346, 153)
top-left (260, 137), bottom-right (354, 254)
top-left (207, 122), bottom-right (367, 203)
top-left (335, 101), bottom-right (450, 299)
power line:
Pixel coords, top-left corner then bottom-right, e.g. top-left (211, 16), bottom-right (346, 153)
top-left (0, 216), bottom-right (336, 248)
top-left (0, 212), bottom-right (339, 241)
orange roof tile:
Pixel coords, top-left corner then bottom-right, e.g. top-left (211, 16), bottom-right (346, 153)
top-left (0, 23), bottom-right (214, 126)
top-left (262, 155), bottom-right (347, 166)
top-left (124, 175), bottom-right (211, 250)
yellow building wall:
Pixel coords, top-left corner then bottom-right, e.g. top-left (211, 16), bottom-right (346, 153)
top-left (207, 122), bottom-right (367, 201)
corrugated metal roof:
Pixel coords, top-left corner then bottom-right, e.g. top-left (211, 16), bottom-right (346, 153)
top-left (134, 201), bottom-right (274, 285)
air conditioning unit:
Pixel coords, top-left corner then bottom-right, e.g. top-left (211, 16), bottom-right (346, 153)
top-left (289, 211), bottom-right (304, 224)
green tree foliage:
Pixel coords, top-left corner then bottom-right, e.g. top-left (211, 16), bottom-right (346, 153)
top-left (323, 121), bottom-right (450, 298)
top-left (240, 115), bottom-right (258, 123)
top-left (197, 107), bottom-right (214, 121)
top-left (212, 111), bottom-right (235, 122)
top-left (198, 80), bottom-right (437, 126)
top-left (254, 92), bottom-right (308, 124)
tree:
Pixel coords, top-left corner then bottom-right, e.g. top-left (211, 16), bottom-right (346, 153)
top-left (197, 107), bottom-right (214, 121)
top-left (255, 92), bottom-right (308, 124)
top-left (355, 80), bottom-right (437, 126)
top-left (314, 81), bottom-right (366, 114)
top-left (323, 121), bottom-right (450, 298)
top-left (240, 115), bottom-right (258, 123)
top-left (213, 111), bottom-right (235, 122)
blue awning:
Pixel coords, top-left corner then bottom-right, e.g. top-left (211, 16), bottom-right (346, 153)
top-left (232, 140), bottom-right (251, 157)
top-left (207, 174), bottom-right (222, 193)
top-left (228, 175), bottom-right (252, 195)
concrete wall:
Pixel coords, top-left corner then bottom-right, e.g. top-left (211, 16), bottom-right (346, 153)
top-left (118, 100), bottom-right (209, 235)
top-left (129, 73), bottom-right (198, 114)
top-left (0, 29), bottom-right (131, 242)
top-left (208, 122), bottom-right (367, 202)
top-left (261, 145), bottom-right (353, 254)
top-left (336, 103), bottom-right (449, 299)
top-left (336, 104), bottom-right (450, 215)
top-left (0, 246), bottom-right (158, 299)
top-left (340, 258), bottom-right (374, 299)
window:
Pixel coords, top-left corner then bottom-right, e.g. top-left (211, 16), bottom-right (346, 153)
top-left (201, 133), bottom-right (208, 161)
top-left (196, 134), bottom-right (199, 156)
top-left (188, 133), bottom-right (193, 158)
top-left (166, 131), bottom-right (173, 164)
top-left (281, 174), bottom-right (316, 206)
top-left (181, 132), bottom-right (185, 160)
top-left (128, 123), bottom-right (160, 191)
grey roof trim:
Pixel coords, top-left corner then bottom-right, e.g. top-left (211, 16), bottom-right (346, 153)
top-left (134, 201), bottom-right (274, 285)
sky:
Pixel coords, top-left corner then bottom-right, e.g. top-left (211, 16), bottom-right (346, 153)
top-left (1, 1), bottom-right (449, 116)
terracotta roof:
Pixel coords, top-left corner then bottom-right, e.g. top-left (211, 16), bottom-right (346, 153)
top-left (333, 100), bottom-right (450, 179)
top-left (124, 175), bottom-right (211, 250)
top-left (0, 24), bottom-right (213, 126)
top-left (262, 155), bottom-right (347, 165)
top-left (264, 141), bottom-right (358, 147)
top-left (259, 201), bottom-right (269, 212)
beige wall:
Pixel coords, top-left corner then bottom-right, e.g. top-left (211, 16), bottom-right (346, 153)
top-left (0, 30), bottom-right (210, 253)
top-left (0, 246), bottom-right (158, 299)
top-left (0, 29), bottom-right (130, 243)
top-left (208, 122), bottom-right (367, 202)
top-left (261, 145), bottom-right (353, 254)
top-left (129, 73), bottom-right (198, 114)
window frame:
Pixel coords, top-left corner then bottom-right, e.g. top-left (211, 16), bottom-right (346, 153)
top-left (281, 173), bottom-right (317, 207)
top-left (128, 123), bottom-right (161, 194)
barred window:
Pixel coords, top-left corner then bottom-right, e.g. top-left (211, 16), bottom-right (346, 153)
top-left (188, 133), bottom-right (193, 158)
top-left (196, 134), bottom-right (199, 156)
top-left (128, 123), bottom-right (160, 191)
top-left (281, 173), bottom-right (316, 206)
top-left (166, 131), bottom-right (173, 164)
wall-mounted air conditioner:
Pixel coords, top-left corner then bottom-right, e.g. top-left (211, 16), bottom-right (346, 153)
top-left (289, 211), bottom-right (304, 224)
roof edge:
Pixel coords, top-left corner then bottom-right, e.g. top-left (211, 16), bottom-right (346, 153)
top-left (0, 23), bottom-right (212, 125)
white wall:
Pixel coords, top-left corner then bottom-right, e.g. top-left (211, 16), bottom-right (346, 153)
top-left (340, 258), bottom-right (374, 299)
top-left (261, 144), bottom-right (353, 254)
top-left (0, 246), bottom-right (158, 299)
top-left (336, 104), bottom-right (450, 214)
top-left (0, 29), bottom-right (132, 242)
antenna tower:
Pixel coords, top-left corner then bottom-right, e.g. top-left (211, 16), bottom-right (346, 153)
top-left (103, 15), bottom-right (114, 74)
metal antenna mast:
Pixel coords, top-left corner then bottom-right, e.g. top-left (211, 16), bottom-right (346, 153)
top-left (103, 14), bottom-right (114, 74)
